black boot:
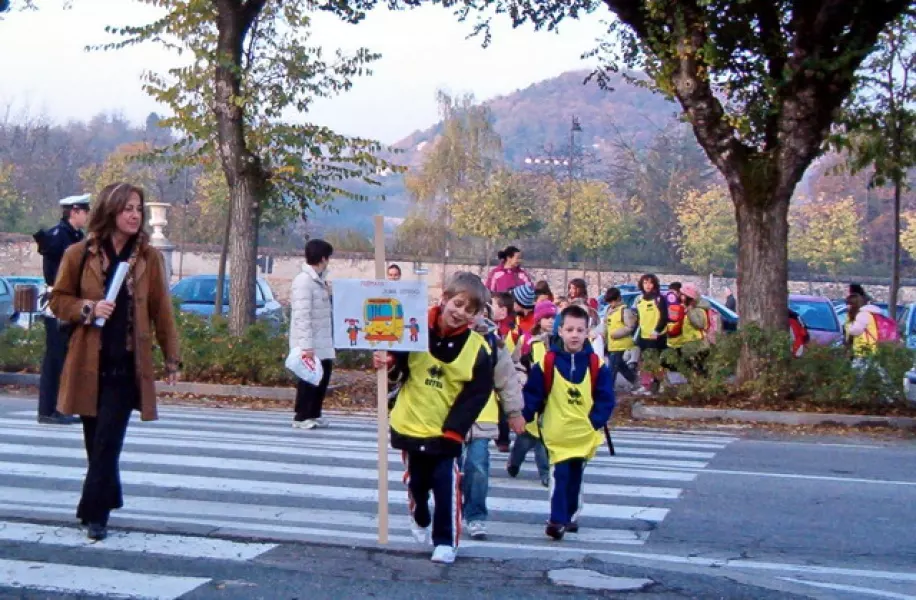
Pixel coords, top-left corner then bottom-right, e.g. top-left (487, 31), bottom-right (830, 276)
top-left (86, 522), bottom-right (108, 541)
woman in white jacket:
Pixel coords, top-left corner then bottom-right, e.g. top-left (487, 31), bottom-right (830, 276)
top-left (289, 239), bottom-right (335, 429)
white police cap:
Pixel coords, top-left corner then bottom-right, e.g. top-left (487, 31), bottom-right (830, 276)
top-left (59, 194), bottom-right (91, 207)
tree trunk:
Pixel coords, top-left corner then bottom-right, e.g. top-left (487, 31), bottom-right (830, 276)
top-left (228, 177), bottom-right (262, 333)
top-left (734, 184), bottom-right (790, 382)
top-left (214, 202), bottom-right (233, 316)
top-left (597, 254), bottom-right (602, 294)
top-left (212, 0), bottom-right (265, 335)
top-left (890, 177), bottom-right (902, 321)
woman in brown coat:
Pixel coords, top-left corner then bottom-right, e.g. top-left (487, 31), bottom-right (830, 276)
top-left (50, 182), bottom-right (180, 541)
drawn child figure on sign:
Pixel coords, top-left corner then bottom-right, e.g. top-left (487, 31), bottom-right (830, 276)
top-left (344, 319), bottom-right (361, 347)
top-left (407, 317), bottom-right (420, 342)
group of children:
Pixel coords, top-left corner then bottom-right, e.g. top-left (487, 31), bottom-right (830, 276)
top-left (377, 273), bottom-right (616, 563)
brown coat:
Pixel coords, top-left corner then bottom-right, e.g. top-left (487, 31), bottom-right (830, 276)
top-left (50, 238), bottom-right (180, 421)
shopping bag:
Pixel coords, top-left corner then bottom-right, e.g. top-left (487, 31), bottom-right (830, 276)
top-left (285, 347), bottom-right (323, 386)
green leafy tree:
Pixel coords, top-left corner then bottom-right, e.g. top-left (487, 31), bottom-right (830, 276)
top-left (102, 0), bottom-right (394, 334)
top-left (0, 163), bottom-right (30, 233)
top-left (79, 142), bottom-right (170, 203)
top-left (675, 186), bottom-right (737, 276)
top-left (568, 181), bottom-right (633, 287)
top-left (451, 168), bottom-right (536, 265)
top-left (405, 90), bottom-right (502, 281)
top-left (789, 196), bottom-right (862, 279)
top-left (834, 14), bottom-right (916, 320)
top-left (352, 0), bottom-right (911, 380)
top-left (392, 214), bottom-right (448, 258)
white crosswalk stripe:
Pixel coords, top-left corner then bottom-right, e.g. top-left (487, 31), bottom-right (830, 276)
top-left (0, 407), bottom-right (737, 597)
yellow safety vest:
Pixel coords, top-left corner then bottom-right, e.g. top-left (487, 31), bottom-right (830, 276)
top-left (846, 314), bottom-right (878, 358)
top-left (523, 339), bottom-right (550, 438)
top-left (606, 305), bottom-right (635, 352)
top-left (668, 308), bottom-right (706, 349)
top-left (391, 332), bottom-right (489, 438)
top-left (538, 357), bottom-right (602, 464)
top-left (637, 297), bottom-right (661, 340)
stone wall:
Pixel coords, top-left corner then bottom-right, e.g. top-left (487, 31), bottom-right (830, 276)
top-left (2, 234), bottom-right (914, 305)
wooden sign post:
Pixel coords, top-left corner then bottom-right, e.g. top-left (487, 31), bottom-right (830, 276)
top-left (373, 215), bottom-right (389, 545)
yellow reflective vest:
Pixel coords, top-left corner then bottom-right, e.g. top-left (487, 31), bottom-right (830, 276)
top-left (538, 356), bottom-right (602, 464)
top-left (636, 297), bottom-right (662, 339)
top-left (606, 305), bottom-right (635, 352)
top-left (668, 308), bottom-right (706, 349)
top-left (390, 332), bottom-right (489, 438)
top-left (845, 314), bottom-right (878, 358)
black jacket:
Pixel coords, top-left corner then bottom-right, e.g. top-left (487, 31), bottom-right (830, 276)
top-left (388, 326), bottom-right (494, 456)
top-left (33, 219), bottom-right (84, 286)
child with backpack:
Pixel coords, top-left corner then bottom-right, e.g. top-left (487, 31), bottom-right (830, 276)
top-left (844, 288), bottom-right (896, 359)
top-left (376, 272), bottom-right (494, 564)
top-left (665, 284), bottom-right (712, 376)
top-left (490, 292), bottom-right (518, 452)
top-left (507, 300), bottom-right (558, 487)
top-left (463, 309), bottom-right (526, 540)
top-left (522, 304), bottom-right (616, 541)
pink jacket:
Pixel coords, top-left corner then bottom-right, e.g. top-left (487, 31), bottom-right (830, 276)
top-left (485, 264), bottom-right (531, 293)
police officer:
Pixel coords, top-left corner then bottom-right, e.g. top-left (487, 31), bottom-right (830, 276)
top-left (32, 194), bottom-right (91, 424)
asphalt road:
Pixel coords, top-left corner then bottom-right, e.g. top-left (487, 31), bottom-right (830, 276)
top-left (0, 393), bottom-right (913, 599)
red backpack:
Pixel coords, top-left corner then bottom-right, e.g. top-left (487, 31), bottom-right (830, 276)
top-left (542, 351), bottom-right (601, 395)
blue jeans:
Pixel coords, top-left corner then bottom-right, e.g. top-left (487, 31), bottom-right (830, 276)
top-left (508, 431), bottom-right (549, 482)
top-left (608, 350), bottom-right (637, 386)
top-left (461, 438), bottom-right (490, 522)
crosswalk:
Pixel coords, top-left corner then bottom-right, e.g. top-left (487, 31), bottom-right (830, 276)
top-left (0, 406), bottom-right (737, 597)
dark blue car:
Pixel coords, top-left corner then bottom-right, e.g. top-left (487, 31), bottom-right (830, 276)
top-left (170, 275), bottom-right (285, 329)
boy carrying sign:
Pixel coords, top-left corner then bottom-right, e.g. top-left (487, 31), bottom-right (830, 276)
top-left (375, 272), bottom-right (494, 563)
top-left (522, 304), bottom-right (616, 540)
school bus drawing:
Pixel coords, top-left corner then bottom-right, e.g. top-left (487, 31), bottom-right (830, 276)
top-left (363, 297), bottom-right (405, 345)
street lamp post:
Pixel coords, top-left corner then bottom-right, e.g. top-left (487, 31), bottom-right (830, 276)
top-left (524, 115), bottom-right (582, 290)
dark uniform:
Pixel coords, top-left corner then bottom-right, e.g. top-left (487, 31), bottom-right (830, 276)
top-left (33, 217), bottom-right (84, 422)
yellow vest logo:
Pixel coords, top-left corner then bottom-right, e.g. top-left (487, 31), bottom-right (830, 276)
top-left (425, 365), bottom-right (445, 389)
top-left (567, 387), bottom-right (584, 406)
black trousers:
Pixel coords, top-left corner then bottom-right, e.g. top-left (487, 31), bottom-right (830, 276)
top-left (608, 350), bottom-right (638, 385)
top-left (496, 405), bottom-right (510, 446)
top-left (294, 359), bottom-right (333, 421)
top-left (404, 451), bottom-right (461, 548)
top-left (38, 318), bottom-right (70, 417)
top-left (77, 369), bottom-right (137, 526)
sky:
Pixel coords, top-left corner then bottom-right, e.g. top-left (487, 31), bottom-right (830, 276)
top-left (0, 1), bottom-right (611, 144)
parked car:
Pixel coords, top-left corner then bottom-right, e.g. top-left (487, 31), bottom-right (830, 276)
top-left (895, 303), bottom-right (916, 349)
top-left (170, 275), bottom-right (284, 329)
top-left (788, 294), bottom-right (843, 346)
top-left (3, 276), bottom-right (47, 328)
top-left (0, 278), bottom-right (13, 331)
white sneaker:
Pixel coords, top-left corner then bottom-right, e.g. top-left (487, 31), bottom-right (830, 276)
top-left (467, 521), bottom-right (487, 540)
top-left (315, 417), bottom-right (330, 428)
top-left (431, 545), bottom-right (457, 564)
top-left (292, 419), bottom-right (318, 429)
top-left (631, 386), bottom-right (652, 396)
top-left (410, 521), bottom-right (430, 545)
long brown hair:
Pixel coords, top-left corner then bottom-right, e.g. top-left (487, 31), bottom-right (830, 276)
top-left (87, 182), bottom-right (148, 244)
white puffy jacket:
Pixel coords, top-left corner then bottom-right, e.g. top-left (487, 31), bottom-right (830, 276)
top-left (289, 264), bottom-right (335, 361)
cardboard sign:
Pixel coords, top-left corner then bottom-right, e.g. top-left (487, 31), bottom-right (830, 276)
top-left (332, 279), bottom-right (429, 352)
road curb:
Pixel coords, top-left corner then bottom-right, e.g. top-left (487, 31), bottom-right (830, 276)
top-left (0, 372), bottom-right (341, 400)
top-left (632, 401), bottom-right (916, 430)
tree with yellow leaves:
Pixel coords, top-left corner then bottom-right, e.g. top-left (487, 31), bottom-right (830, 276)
top-left (675, 185), bottom-right (737, 276)
top-left (451, 169), bottom-right (537, 265)
top-left (899, 212), bottom-right (916, 261)
top-left (79, 142), bottom-right (168, 202)
top-left (789, 195), bottom-right (862, 279)
top-left (544, 180), bottom-right (633, 286)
